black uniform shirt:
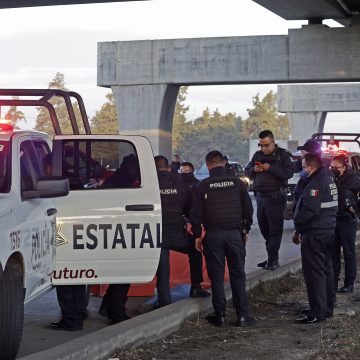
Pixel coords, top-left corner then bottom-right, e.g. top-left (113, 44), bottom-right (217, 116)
top-left (190, 166), bottom-right (253, 238)
top-left (335, 168), bottom-right (360, 217)
top-left (180, 172), bottom-right (199, 218)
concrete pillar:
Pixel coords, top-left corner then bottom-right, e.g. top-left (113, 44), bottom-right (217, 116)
top-left (112, 84), bottom-right (179, 159)
top-left (288, 111), bottom-right (327, 146)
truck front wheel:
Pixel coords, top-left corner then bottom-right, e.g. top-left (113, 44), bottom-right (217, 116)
top-left (0, 265), bottom-right (24, 360)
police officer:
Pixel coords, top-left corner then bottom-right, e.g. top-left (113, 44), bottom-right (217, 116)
top-left (98, 284), bottom-right (130, 324)
top-left (170, 154), bottom-right (181, 174)
top-left (294, 139), bottom-right (322, 201)
top-left (191, 150), bottom-right (255, 327)
top-left (48, 152), bottom-right (87, 331)
top-left (292, 139), bottom-right (323, 245)
top-left (49, 285), bottom-right (87, 331)
top-left (293, 153), bottom-right (337, 323)
top-left (155, 155), bottom-right (186, 307)
top-left (223, 156), bottom-right (236, 176)
top-left (180, 161), bottom-right (211, 298)
top-left (245, 130), bottom-right (293, 270)
top-left (330, 155), bottom-right (360, 294)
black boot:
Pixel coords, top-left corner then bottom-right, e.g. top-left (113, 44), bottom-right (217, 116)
top-left (205, 312), bottom-right (226, 327)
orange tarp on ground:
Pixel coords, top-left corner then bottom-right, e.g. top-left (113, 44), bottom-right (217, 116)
top-left (91, 250), bottom-right (230, 297)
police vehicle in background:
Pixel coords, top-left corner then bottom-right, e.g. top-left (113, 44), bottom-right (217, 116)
top-left (196, 160), bottom-right (251, 190)
top-left (284, 133), bottom-right (360, 220)
top-left (0, 89), bottom-right (161, 360)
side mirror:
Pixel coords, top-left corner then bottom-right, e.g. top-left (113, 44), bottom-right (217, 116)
top-left (22, 176), bottom-right (69, 200)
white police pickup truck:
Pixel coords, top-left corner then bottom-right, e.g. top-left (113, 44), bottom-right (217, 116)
top-left (0, 90), bottom-right (161, 360)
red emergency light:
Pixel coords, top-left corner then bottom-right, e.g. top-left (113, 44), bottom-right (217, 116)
top-left (0, 118), bottom-right (14, 132)
top-left (322, 144), bottom-right (348, 155)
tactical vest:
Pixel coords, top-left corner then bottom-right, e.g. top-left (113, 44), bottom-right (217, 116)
top-left (202, 175), bottom-right (243, 230)
top-left (252, 148), bottom-right (287, 192)
top-left (158, 175), bottom-right (183, 226)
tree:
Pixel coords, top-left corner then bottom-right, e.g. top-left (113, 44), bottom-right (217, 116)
top-left (179, 110), bottom-right (248, 168)
top-left (242, 91), bottom-right (290, 140)
top-left (4, 97), bottom-right (26, 129)
top-left (34, 72), bottom-right (84, 135)
top-left (172, 86), bottom-right (190, 155)
top-left (90, 92), bottom-right (119, 134)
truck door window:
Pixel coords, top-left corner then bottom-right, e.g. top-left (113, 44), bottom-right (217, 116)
top-left (33, 140), bottom-right (52, 176)
top-left (20, 140), bottom-right (49, 192)
top-left (0, 141), bottom-right (10, 193)
top-left (62, 140), bottom-right (141, 190)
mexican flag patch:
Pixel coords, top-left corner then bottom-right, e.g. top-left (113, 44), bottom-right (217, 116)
top-left (310, 189), bottom-right (319, 197)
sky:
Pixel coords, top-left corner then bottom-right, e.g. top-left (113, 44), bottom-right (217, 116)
top-left (0, 0), bottom-right (358, 135)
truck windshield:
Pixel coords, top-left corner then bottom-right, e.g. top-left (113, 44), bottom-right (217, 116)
top-left (0, 140), bottom-right (10, 193)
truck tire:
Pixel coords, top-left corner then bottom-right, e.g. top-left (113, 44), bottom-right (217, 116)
top-left (0, 265), bottom-right (24, 360)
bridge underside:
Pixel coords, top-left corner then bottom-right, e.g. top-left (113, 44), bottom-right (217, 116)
top-left (253, 0), bottom-right (360, 26)
top-left (0, 0), bottom-right (144, 9)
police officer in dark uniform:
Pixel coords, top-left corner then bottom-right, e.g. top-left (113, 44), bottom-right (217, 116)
top-left (170, 154), bottom-right (181, 175)
top-left (98, 284), bottom-right (130, 324)
top-left (293, 139), bottom-right (323, 202)
top-left (191, 150), bottom-right (255, 327)
top-left (155, 155), bottom-right (186, 307)
top-left (293, 153), bottom-right (338, 323)
top-left (49, 285), bottom-right (87, 330)
top-left (48, 153), bottom-right (87, 331)
top-left (330, 155), bottom-right (360, 294)
top-left (245, 130), bottom-right (293, 270)
top-left (180, 161), bottom-right (211, 298)
top-left (223, 156), bottom-right (236, 176)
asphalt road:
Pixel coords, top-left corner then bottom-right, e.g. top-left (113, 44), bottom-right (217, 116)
top-left (19, 196), bottom-right (300, 358)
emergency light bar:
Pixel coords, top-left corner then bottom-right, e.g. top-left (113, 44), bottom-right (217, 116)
top-left (0, 118), bottom-right (14, 132)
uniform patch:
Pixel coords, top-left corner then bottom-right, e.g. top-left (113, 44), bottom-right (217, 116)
top-left (160, 188), bottom-right (178, 195)
top-left (209, 181), bottom-right (235, 189)
top-left (310, 189), bottom-right (319, 197)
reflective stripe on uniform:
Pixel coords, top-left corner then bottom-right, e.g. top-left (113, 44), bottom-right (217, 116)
top-left (320, 201), bottom-right (338, 208)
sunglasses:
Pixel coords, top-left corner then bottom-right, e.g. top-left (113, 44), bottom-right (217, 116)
top-left (258, 143), bottom-right (273, 148)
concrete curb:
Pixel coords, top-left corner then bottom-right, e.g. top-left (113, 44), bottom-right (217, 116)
top-left (19, 256), bottom-right (303, 360)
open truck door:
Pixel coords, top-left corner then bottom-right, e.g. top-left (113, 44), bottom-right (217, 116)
top-left (51, 134), bottom-right (162, 285)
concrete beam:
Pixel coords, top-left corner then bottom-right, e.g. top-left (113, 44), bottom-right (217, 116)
top-left (98, 26), bottom-right (360, 87)
top-left (278, 83), bottom-right (360, 112)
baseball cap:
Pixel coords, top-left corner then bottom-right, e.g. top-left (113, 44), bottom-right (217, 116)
top-left (297, 139), bottom-right (321, 154)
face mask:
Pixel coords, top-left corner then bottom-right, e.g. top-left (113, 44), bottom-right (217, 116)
top-left (180, 173), bottom-right (194, 182)
top-left (331, 169), bottom-right (341, 178)
top-left (300, 169), bottom-right (309, 180)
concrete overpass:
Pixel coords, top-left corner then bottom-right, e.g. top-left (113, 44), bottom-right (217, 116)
top-left (98, 22), bottom-right (360, 157)
top-left (0, 0), bottom-right (144, 9)
top-left (2, 0), bottom-right (360, 155)
top-left (278, 83), bottom-right (360, 145)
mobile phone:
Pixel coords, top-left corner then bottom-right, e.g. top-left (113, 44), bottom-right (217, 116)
top-left (255, 161), bottom-right (263, 166)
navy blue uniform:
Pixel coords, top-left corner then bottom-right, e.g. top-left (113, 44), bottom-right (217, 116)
top-left (157, 170), bottom-right (185, 307)
top-left (294, 167), bottom-right (338, 320)
top-left (181, 172), bottom-right (204, 289)
top-left (55, 285), bottom-right (87, 329)
top-left (191, 166), bottom-right (253, 318)
top-left (332, 168), bottom-right (360, 290)
top-left (245, 145), bottom-right (293, 266)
